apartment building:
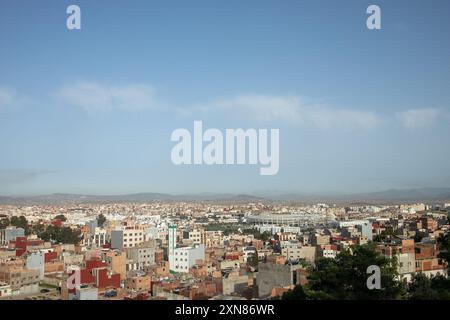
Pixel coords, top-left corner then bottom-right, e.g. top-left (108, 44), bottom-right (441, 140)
top-left (125, 245), bottom-right (156, 273)
top-left (281, 240), bottom-right (302, 261)
top-left (0, 227), bottom-right (25, 246)
top-left (378, 239), bottom-right (417, 282)
top-left (111, 227), bottom-right (144, 249)
top-left (170, 244), bottom-right (205, 273)
top-left (0, 261), bottom-right (40, 295)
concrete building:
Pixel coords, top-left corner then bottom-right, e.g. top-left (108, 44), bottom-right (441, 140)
top-left (0, 282), bottom-right (12, 297)
top-left (168, 224), bottom-right (177, 272)
top-left (310, 234), bottom-right (330, 246)
top-left (103, 250), bottom-right (127, 279)
top-left (86, 220), bottom-right (98, 235)
top-left (340, 220), bottom-right (373, 241)
top-left (222, 271), bottom-right (249, 295)
top-left (378, 239), bottom-right (416, 282)
top-left (317, 244), bottom-right (339, 259)
top-left (74, 286), bottom-right (98, 300)
top-left (171, 244), bottom-right (205, 273)
top-left (111, 227), bottom-right (144, 249)
top-left (242, 246), bottom-right (257, 262)
top-left (125, 245), bottom-right (156, 273)
top-left (125, 274), bottom-right (151, 293)
top-left (183, 229), bottom-right (205, 245)
top-left (26, 251), bottom-right (45, 280)
top-left (86, 227), bottom-right (107, 247)
top-left (281, 240), bottom-right (302, 261)
top-left (0, 261), bottom-right (40, 295)
top-left (256, 262), bottom-right (302, 299)
top-left (0, 227), bottom-right (25, 246)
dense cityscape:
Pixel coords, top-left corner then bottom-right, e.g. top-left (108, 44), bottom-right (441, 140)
top-left (1, 2), bottom-right (450, 312)
top-left (1, 200), bottom-right (449, 300)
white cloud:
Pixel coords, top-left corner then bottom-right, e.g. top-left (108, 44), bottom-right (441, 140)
top-left (396, 108), bottom-right (441, 128)
top-left (0, 86), bottom-right (20, 109)
top-left (201, 94), bottom-right (381, 130)
top-left (56, 82), bottom-right (156, 112)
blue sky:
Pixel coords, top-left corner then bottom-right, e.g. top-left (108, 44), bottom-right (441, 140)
top-left (1, 0), bottom-right (450, 196)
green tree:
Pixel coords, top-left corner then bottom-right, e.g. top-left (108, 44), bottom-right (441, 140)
top-left (307, 243), bottom-right (405, 299)
top-left (408, 273), bottom-right (439, 300)
top-left (10, 216), bottom-right (28, 229)
top-left (53, 214), bottom-right (67, 222)
top-left (438, 233), bottom-right (450, 273)
top-left (38, 225), bottom-right (81, 245)
top-left (10, 216), bottom-right (30, 234)
top-left (281, 285), bottom-right (307, 300)
top-left (97, 214), bottom-right (107, 228)
top-left (408, 273), bottom-right (450, 300)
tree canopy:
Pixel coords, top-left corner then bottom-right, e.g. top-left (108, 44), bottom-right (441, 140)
top-left (38, 225), bottom-right (81, 245)
top-left (53, 214), bottom-right (67, 222)
top-left (97, 214), bottom-right (107, 228)
top-left (282, 243), bottom-right (405, 300)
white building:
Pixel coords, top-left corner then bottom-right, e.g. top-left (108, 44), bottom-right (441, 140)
top-left (171, 245), bottom-right (205, 273)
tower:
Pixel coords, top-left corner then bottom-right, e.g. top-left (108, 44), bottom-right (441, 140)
top-left (168, 224), bottom-right (177, 272)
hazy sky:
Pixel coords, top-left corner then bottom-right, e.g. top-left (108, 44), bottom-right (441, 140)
top-left (1, 0), bottom-right (450, 196)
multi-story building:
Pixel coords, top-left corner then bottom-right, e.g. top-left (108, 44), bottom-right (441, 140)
top-left (25, 251), bottom-right (45, 280)
top-left (111, 227), bottom-right (144, 249)
top-left (281, 240), bottom-right (302, 261)
top-left (378, 239), bottom-right (416, 282)
top-left (125, 274), bottom-right (151, 293)
top-left (0, 282), bottom-right (12, 297)
top-left (317, 244), bottom-right (339, 259)
top-left (125, 245), bottom-right (156, 273)
top-left (183, 229), bottom-right (205, 245)
top-left (171, 245), bottom-right (205, 273)
top-left (257, 260), bottom-right (302, 299)
top-left (415, 243), bottom-right (447, 278)
top-left (0, 227), bottom-right (25, 246)
top-left (0, 261), bottom-right (40, 295)
top-left (103, 250), bottom-right (127, 279)
top-left (85, 227), bottom-right (107, 247)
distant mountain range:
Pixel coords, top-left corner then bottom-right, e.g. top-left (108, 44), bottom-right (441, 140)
top-left (0, 192), bottom-right (266, 205)
top-left (1, 187), bottom-right (450, 205)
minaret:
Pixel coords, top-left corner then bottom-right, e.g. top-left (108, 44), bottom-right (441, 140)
top-left (168, 224), bottom-right (177, 272)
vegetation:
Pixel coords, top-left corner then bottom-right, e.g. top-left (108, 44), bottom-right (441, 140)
top-left (205, 223), bottom-right (240, 235)
top-left (97, 213), bottom-right (107, 227)
top-left (38, 225), bottom-right (81, 245)
top-left (53, 214), bottom-right (67, 222)
top-left (281, 243), bottom-right (405, 300)
top-left (279, 239), bottom-right (450, 300)
top-left (407, 273), bottom-right (450, 300)
top-left (242, 229), bottom-right (272, 242)
top-left (9, 216), bottom-right (30, 234)
top-left (280, 285), bottom-right (307, 300)
top-left (438, 232), bottom-right (450, 273)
